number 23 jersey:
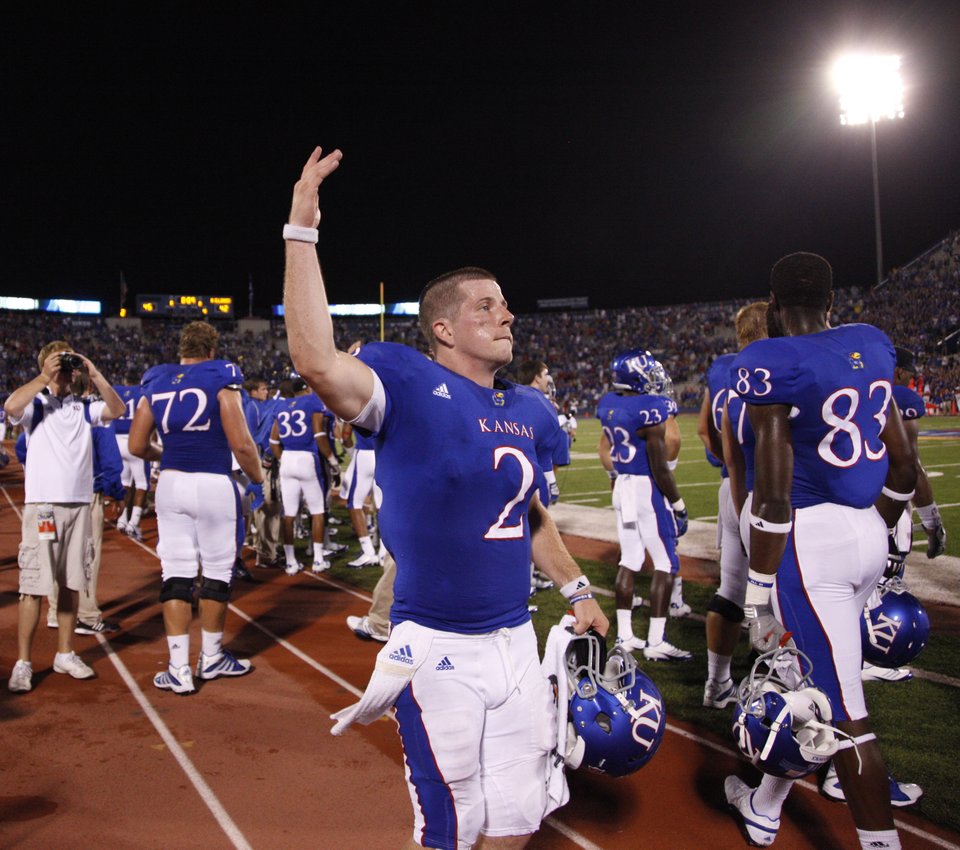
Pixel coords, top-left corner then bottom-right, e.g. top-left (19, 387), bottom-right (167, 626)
top-left (141, 360), bottom-right (243, 475)
top-left (595, 392), bottom-right (674, 477)
top-left (731, 323), bottom-right (895, 509)
top-left (357, 342), bottom-right (560, 633)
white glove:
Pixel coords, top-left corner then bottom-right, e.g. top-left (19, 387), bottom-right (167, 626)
top-left (743, 602), bottom-right (791, 654)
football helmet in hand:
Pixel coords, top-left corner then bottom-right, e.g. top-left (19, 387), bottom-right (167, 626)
top-left (861, 578), bottom-right (930, 668)
top-left (565, 630), bottom-right (665, 777)
top-left (731, 647), bottom-right (839, 779)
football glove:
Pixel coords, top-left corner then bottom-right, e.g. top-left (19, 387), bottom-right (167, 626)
top-left (327, 457), bottom-right (342, 490)
top-left (549, 481), bottom-right (561, 504)
top-left (245, 481), bottom-right (265, 512)
top-left (673, 507), bottom-right (689, 537)
top-left (926, 522), bottom-right (946, 559)
top-left (884, 528), bottom-right (906, 580)
top-left (743, 602), bottom-right (791, 654)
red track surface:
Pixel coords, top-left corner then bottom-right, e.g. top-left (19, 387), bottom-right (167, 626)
top-left (2, 459), bottom-right (957, 849)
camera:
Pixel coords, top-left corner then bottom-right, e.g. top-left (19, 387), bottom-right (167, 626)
top-left (59, 353), bottom-right (84, 373)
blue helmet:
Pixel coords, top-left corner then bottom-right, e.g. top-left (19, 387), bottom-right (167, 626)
top-left (610, 349), bottom-right (668, 395)
top-left (565, 631), bottom-right (665, 777)
top-left (861, 578), bottom-right (930, 668)
top-left (731, 648), bottom-right (839, 779)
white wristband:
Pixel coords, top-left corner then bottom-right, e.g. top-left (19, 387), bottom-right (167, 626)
top-left (749, 512), bottom-right (792, 534)
top-left (560, 576), bottom-right (590, 600)
top-left (744, 568), bottom-right (774, 607)
top-left (671, 498), bottom-right (686, 512)
top-left (916, 502), bottom-right (941, 529)
top-left (881, 486), bottom-right (915, 502)
top-left (283, 224), bottom-right (319, 243)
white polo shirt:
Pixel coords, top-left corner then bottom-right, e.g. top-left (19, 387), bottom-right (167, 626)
top-left (11, 392), bottom-right (106, 504)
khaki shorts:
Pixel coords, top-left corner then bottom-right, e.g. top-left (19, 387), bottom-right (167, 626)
top-left (19, 503), bottom-right (92, 597)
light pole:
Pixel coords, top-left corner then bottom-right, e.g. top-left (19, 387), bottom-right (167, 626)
top-left (832, 54), bottom-right (905, 286)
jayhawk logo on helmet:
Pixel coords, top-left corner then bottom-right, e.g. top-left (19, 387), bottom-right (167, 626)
top-left (610, 348), bottom-right (670, 395)
top-left (564, 630), bottom-right (665, 777)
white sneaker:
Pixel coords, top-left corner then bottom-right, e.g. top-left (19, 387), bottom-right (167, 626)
top-left (669, 600), bottom-right (693, 618)
top-left (323, 541), bottom-right (348, 555)
top-left (615, 635), bottom-right (647, 652)
top-left (284, 562), bottom-right (302, 576)
top-left (154, 663), bottom-right (196, 695)
top-left (861, 662), bottom-right (913, 682)
top-left (820, 762), bottom-right (923, 807)
top-left (117, 520), bottom-right (129, 534)
top-left (311, 559), bottom-right (331, 573)
top-left (196, 650), bottom-right (253, 680)
top-left (703, 677), bottom-right (737, 708)
top-left (346, 615), bottom-right (389, 642)
top-left (644, 640), bottom-right (693, 662)
top-left (53, 652), bottom-right (95, 679)
top-left (347, 553), bottom-right (381, 568)
top-left (725, 775), bottom-right (779, 846)
top-left (8, 660), bottom-right (33, 693)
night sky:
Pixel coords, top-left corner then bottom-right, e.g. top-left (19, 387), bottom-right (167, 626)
top-left (4, 2), bottom-right (959, 315)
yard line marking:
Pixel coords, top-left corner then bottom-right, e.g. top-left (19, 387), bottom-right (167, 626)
top-left (97, 635), bottom-right (254, 850)
top-left (543, 816), bottom-right (605, 850)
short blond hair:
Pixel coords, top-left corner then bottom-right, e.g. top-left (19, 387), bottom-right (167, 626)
top-left (735, 302), bottom-right (768, 348)
top-left (178, 321), bottom-right (219, 359)
top-left (38, 340), bottom-right (72, 371)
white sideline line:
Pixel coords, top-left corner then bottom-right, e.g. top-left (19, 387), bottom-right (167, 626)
top-left (96, 635), bottom-right (253, 850)
top-left (543, 816), bottom-right (605, 850)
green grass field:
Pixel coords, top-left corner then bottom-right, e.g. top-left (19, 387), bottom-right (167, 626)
top-left (320, 413), bottom-right (960, 834)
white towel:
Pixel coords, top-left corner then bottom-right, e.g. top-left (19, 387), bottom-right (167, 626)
top-left (541, 614), bottom-right (579, 816)
top-left (330, 620), bottom-right (435, 736)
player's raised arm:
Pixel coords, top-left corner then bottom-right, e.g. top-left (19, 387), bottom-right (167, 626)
top-left (283, 147), bottom-right (374, 422)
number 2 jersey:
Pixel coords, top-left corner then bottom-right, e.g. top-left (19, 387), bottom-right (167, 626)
top-left (731, 323), bottom-right (896, 509)
top-left (141, 359), bottom-right (243, 475)
top-left (356, 342), bottom-right (562, 633)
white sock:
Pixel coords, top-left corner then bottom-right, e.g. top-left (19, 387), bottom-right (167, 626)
top-left (359, 535), bottom-right (376, 557)
top-left (201, 629), bottom-right (223, 659)
top-left (283, 544), bottom-right (296, 564)
top-left (857, 829), bottom-right (900, 850)
top-left (670, 576), bottom-right (684, 605)
top-left (647, 617), bottom-right (666, 646)
top-left (167, 634), bottom-right (190, 669)
top-left (130, 506), bottom-right (143, 528)
top-left (752, 774), bottom-right (793, 819)
top-left (119, 508), bottom-right (130, 526)
top-left (708, 650), bottom-right (732, 683)
top-left (616, 609), bottom-right (633, 640)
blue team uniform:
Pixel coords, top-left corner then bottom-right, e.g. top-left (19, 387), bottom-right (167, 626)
top-left (731, 323), bottom-right (896, 722)
top-left (596, 390), bottom-right (680, 573)
top-left (731, 324), bottom-right (895, 509)
top-left (274, 393), bottom-right (329, 492)
top-left (356, 343), bottom-right (560, 634)
top-left (706, 353), bottom-right (736, 475)
top-left (894, 384), bottom-right (924, 421)
top-left (141, 360), bottom-right (244, 475)
top-left (111, 384), bottom-right (142, 436)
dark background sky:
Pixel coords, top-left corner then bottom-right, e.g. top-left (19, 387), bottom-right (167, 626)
top-left (3, 2), bottom-right (959, 315)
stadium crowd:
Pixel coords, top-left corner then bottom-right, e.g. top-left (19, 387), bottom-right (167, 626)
top-left (2, 231), bottom-right (958, 417)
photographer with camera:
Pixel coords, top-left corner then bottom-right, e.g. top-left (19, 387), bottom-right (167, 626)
top-left (4, 341), bottom-right (124, 693)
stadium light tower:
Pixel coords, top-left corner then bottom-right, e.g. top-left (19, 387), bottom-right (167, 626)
top-left (832, 53), bottom-right (905, 286)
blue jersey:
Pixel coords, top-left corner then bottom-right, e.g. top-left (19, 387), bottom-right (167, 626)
top-left (725, 389), bottom-right (757, 493)
top-left (894, 384), bottom-right (924, 421)
top-left (357, 342), bottom-right (559, 634)
top-left (141, 359), bottom-right (243, 475)
top-left (596, 391), bottom-right (674, 476)
top-left (111, 384), bottom-right (143, 436)
top-left (354, 428), bottom-right (375, 451)
top-left (274, 394), bottom-right (328, 454)
top-left (706, 353), bottom-right (737, 477)
top-left (731, 324), bottom-right (895, 509)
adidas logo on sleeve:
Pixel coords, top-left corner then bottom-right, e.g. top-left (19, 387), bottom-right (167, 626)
top-left (435, 656), bottom-right (455, 671)
top-left (432, 383), bottom-right (452, 399)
